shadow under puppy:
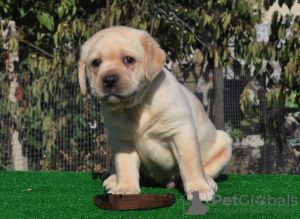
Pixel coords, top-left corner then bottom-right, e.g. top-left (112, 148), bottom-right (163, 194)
top-left (78, 26), bottom-right (232, 202)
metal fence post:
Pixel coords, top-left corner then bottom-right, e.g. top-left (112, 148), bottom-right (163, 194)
top-left (214, 68), bottom-right (225, 130)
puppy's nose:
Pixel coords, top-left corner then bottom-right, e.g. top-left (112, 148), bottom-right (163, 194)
top-left (102, 75), bottom-right (119, 89)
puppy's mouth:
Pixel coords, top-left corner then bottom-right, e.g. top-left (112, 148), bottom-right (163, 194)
top-left (100, 91), bottom-right (139, 108)
top-left (102, 92), bottom-right (130, 102)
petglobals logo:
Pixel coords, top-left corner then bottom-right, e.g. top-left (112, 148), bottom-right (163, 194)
top-left (179, 192), bottom-right (298, 217)
top-left (212, 194), bottom-right (298, 206)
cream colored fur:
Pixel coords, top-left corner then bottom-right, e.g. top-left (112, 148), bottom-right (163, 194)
top-left (78, 26), bottom-right (232, 202)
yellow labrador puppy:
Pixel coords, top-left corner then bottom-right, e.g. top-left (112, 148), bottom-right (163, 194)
top-left (78, 26), bottom-right (232, 202)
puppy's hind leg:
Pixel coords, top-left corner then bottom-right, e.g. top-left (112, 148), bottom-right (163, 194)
top-left (203, 130), bottom-right (232, 179)
top-left (174, 125), bottom-right (216, 202)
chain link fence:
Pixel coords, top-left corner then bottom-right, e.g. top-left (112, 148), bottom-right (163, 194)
top-left (0, 71), bottom-right (111, 172)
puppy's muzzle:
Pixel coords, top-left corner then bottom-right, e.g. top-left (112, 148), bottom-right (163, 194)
top-left (103, 75), bottom-right (119, 92)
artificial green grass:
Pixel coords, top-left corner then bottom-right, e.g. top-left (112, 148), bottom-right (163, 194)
top-left (0, 171), bottom-right (299, 218)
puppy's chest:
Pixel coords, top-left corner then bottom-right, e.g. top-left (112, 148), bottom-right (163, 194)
top-left (105, 109), bottom-right (174, 146)
top-left (105, 115), bottom-right (137, 140)
top-left (119, 112), bottom-right (173, 146)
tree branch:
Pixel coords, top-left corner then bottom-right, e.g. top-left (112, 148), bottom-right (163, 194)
top-left (12, 25), bottom-right (55, 58)
top-left (125, 0), bottom-right (146, 25)
top-left (158, 8), bottom-right (209, 49)
top-left (134, 0), bottom-right (146, 18)
top-left (150, 17), bottom-right (155, 35)
top-left (20, 40), bottom-right (54, 58)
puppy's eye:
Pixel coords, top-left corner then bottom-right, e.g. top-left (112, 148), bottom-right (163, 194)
top-left (124, 56), bottom-right (135, 64)
top-left (92, 59), bottom-right (101, 67)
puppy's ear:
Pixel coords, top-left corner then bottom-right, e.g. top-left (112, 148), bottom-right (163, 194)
top-left (140, 34), bottom-right (166, 81)
top-left (78, 50), bottom-right (87, 97)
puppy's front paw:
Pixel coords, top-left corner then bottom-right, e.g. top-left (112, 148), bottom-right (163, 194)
top-left (103, 174), bottom-right (117, 191)
top-left (186, 183), bottom-right (215, 202)
top-left (205, 175), bottom-right (218, 192)
top-left (108, 186), bottom-right (141, 195)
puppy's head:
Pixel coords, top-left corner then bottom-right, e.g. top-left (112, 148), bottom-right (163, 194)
top-left (78, 26), bottom-right (166, 110)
